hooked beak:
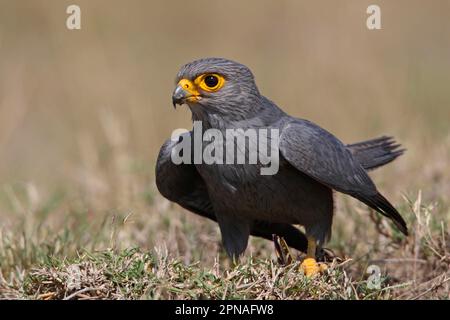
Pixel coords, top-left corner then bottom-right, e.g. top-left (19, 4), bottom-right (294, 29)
top-left (172, 85), bottom-right (187, 108)
top-left (171, 79), bottom-right (201, 108)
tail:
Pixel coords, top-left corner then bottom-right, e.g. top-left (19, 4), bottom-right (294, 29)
top-left (347, 136), bottom-right (405, 171)
top-left (357, 192), bottom-right (408, 235)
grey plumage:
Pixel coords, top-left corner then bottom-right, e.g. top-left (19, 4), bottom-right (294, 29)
top-left (348, 136), bottom-right (405, 171)
top-left (156, 58), bottom-right (408, 259)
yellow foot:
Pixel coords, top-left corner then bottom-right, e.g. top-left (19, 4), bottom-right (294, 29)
top-left (300, 258), bottom-right (328, 277)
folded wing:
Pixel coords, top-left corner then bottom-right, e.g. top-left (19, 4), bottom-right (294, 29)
top-left (279, 119), bottom-right (408, 235)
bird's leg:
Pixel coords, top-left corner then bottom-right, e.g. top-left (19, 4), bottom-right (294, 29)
top-left (299, 236), bottom-right (327, 277)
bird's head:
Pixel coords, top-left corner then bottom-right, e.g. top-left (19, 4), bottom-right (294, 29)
top-left (172, 58), bottom-right (261, 119)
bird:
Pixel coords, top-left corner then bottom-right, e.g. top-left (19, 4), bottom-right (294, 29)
top-left (156, 57), bottom-right (407, 276)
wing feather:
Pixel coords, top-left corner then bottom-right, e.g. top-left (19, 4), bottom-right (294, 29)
top-left (279, 119), bottom-right (408, 235)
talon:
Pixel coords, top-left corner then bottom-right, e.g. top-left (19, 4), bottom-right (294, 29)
top-left (273, 234), bottom-right (294, 265)
top-left (300, 258), bottom-right (321, 277)
top-left (319, 262), bottom-right (328, 272)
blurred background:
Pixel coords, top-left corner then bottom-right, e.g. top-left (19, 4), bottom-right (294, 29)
top-left (0, 1), bottom-right (448, 263)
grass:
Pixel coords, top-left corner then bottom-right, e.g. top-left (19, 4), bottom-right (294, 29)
top-left (18, 249), bottom-right (399, 300)
top-left (0, 180), bottom-right (448, 299)
top-left (0, 246), bottom-right (427, 300)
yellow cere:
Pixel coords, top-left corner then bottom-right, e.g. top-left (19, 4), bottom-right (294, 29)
top-left (175, 78), bottom-right (200, 103)
top-left (177, 78), bottom-right (199, 95)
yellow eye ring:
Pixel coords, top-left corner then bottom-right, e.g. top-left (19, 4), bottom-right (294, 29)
top-left (195, 73), bottom-right (225, 92)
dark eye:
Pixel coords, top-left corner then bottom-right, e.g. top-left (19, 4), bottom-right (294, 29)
top-left (204, 75), bottom-right (219, 88)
